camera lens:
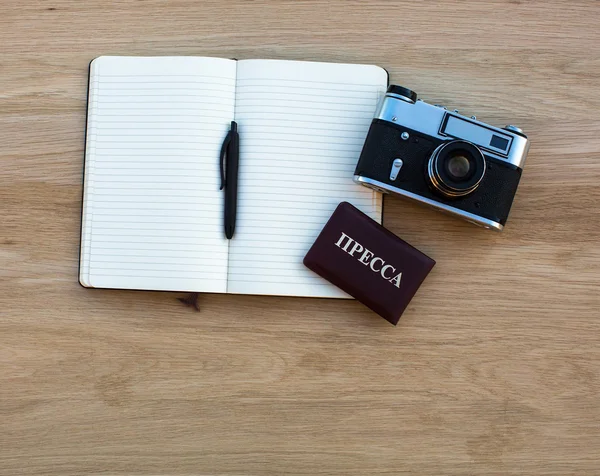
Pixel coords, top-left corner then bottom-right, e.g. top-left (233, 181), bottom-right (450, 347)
top-left (427, 140), bottom-right (486, 198)
top-left (446, 155), bottom-right (471, 180)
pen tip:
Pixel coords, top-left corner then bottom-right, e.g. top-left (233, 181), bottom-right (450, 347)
top-left (225, 226), bottom-right (234, 239)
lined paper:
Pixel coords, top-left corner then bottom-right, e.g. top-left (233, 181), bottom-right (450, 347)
top-left (80, 56), bottom-right (236, 292)
top-left (227, 60), bottom-right (386, 297)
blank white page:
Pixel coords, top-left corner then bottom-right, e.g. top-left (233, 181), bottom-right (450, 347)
top-left (227, 59), bottom-right (386, 298)
top-left (80, 56), bottom-right (236, 292)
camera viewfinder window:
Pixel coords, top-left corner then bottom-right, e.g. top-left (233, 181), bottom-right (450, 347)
top-left (490, 135), bottom-right (509, 151)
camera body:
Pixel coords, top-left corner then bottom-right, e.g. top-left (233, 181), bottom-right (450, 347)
top-left (354, 86), bottom-right (530, 231)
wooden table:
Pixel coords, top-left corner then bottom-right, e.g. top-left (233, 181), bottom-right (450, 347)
top-left (2, 1), bottom-right (599, 474)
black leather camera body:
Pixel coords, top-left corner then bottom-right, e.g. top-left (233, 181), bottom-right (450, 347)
top-left (354, 86), bottom-right (530, 231)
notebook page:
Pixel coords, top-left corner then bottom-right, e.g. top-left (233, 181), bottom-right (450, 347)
top-left (227, 60), bottom-right (386, 298)
top-left (80, 56), bottom-right (235, 292)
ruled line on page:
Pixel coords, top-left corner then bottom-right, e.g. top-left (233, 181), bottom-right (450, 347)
top-left (236, 80), bottom-right (381, 88)
top-left (89, 272), bottom-right (229, 280)
top-left (90, 247), bottom-right (230, 254)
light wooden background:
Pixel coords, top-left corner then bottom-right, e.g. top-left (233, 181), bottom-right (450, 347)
top-left (1, 1), bottom-right (600, 474)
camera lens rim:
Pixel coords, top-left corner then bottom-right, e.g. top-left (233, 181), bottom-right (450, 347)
top-left (427, 140), bottom-right (486, 198)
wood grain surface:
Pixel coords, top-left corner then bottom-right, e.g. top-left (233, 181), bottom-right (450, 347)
top-left (1, 1), bottom-right (600, 474)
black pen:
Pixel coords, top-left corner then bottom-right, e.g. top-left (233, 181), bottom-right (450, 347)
top-left (219, 121), bottom-right (240, 239)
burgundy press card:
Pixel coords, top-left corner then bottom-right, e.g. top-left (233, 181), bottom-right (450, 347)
top-left (303, 202), bottom-right (435, 325)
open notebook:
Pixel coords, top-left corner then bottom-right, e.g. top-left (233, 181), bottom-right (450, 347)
top-left (80, 56), bottom-right (387, 298)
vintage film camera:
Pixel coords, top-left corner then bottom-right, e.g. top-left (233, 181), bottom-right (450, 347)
top-left (354, 86), bottom-right (530, 230)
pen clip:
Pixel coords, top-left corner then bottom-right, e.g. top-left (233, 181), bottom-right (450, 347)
top-left (219, 127), bottom-right (233, 190)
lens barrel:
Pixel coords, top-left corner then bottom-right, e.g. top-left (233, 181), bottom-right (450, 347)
top-left (427, 140), bottom-right (486, 198)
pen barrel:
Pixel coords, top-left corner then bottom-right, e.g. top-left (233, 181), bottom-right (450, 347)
top-left (224, 128), bottom-right (239, 239)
